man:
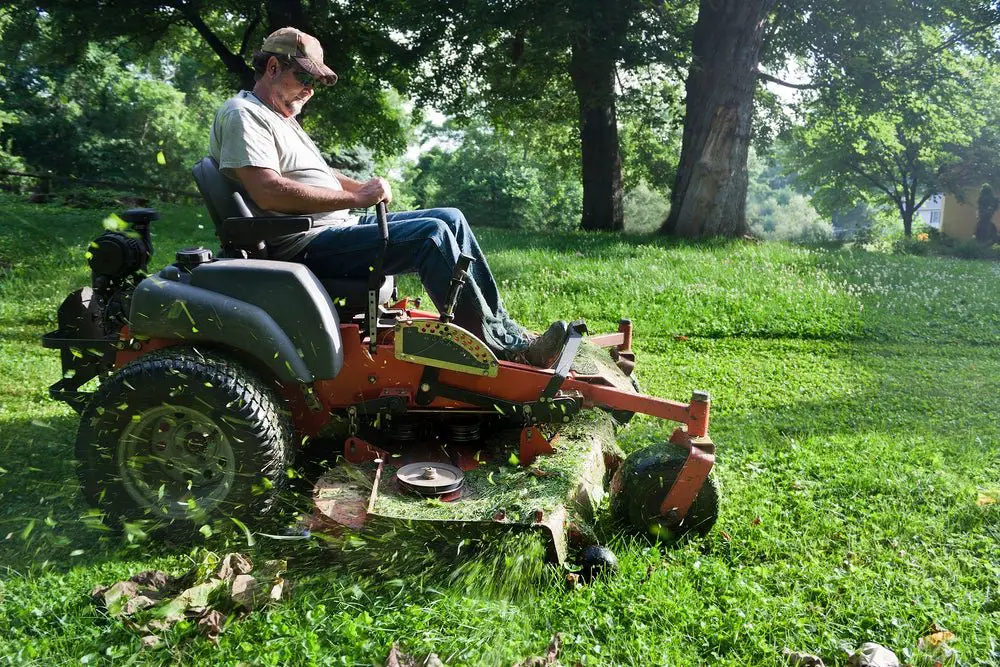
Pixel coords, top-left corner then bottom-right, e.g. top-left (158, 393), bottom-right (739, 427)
top-left (209, 26), bottom-right (567, 367)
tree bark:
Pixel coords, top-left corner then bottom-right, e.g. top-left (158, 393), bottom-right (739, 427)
top-left (662, 0), bottom-right (776, 238)
top-left (569, 34), bottom-right (624, 232)
top-left (901, 208), bottom-right (914, 238)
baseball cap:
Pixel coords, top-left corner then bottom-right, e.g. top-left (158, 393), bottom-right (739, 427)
top-left (261, 27), bottom-right (338, 85)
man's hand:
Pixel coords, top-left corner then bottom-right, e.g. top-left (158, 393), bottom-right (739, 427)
top-left (355, 177), bottom-right (393, 207)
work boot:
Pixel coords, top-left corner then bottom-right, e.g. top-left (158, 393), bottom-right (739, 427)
top-left (502, 320), bottom-right (568, 368)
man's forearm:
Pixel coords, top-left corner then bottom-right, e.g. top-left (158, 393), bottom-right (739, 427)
top-left (335, 171), bottom-right (364, 193)
top-left (253, 176), bottom-right (360, 214)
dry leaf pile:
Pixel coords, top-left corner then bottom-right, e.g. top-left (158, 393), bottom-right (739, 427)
top-left (90, 552), bottom-right (289, 646)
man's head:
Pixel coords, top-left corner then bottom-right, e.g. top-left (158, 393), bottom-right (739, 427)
top-left (252, 27), bottom-right (337, 118)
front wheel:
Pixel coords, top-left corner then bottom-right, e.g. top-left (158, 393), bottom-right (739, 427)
top-left (610, 441), bottom-right (719, 541)
top-left (76, 348), bottom-right (292, 531)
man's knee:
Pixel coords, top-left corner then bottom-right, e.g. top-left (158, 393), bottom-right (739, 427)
top-left (403, 217), bottom-right (458, 256)
top-left (423, 207), bottom-right (466, 228)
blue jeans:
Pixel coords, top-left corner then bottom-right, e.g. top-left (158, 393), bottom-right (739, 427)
top-left (293, 207), bottom-right (529, 352)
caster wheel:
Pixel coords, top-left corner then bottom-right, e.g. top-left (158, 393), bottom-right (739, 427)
top-left (579, 544), bottom-right (618, 582)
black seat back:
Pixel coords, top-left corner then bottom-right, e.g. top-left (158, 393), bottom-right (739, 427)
top-left (192, 157), bottom-right (261, 228)
top-left (190, 156), bottom-right (396, 314)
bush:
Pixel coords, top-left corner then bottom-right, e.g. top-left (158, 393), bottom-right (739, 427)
top-left (623, 181), bottom-right (670, 234)
top-left (404, 124), bottom-right (582, 230)
top-left (892, 237), bottom-right (931, 256)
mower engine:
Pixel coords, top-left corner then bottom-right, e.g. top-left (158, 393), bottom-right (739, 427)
top-left (41, 208), bottom-right (157, 413)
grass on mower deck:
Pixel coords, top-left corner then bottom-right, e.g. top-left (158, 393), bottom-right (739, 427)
top-left (1, 195), bottom-right (1000, 666)
top-left (368, 409), bottom-right (614, 524)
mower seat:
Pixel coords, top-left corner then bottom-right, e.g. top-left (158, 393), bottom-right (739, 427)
top-left (191, 157), bottom-right (395, 314)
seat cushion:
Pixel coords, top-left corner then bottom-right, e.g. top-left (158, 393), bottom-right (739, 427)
top-left (321, 276), bottom-right (396, 314)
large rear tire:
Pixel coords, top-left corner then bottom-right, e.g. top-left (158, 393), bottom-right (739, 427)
top-left (76, 347), bottom-right (292, 531)
top-left (610, 441), bottom-right (719, 541)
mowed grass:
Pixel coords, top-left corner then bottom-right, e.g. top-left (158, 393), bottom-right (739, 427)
top-left (1, 195), bottom-right (998, 666)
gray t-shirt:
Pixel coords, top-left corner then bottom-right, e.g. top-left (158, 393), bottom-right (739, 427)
top-left (209, 91), bottom-right (356, 260)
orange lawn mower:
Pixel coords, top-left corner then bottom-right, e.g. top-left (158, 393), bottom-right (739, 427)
top-left (41, 158), bottom-right (719, 573)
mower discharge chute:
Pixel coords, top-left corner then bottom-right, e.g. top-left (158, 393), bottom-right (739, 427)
top-left (42, 159), bottom-right (718, 565)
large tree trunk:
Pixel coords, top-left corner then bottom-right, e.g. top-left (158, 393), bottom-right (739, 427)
top-left (662, 0), bottom-right (775, 238)
top-left (569, 36), bottom-right (624, 232)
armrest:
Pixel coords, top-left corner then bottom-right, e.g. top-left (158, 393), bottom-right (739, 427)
top-left (220, 215), bottom-right (313, 245)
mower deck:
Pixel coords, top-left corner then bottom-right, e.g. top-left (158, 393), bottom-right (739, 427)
top-left (312, 410), bottom-right (619, 563)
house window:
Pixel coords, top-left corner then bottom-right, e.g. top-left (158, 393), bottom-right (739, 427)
top-left (929, 210), bottom-right (941, 227)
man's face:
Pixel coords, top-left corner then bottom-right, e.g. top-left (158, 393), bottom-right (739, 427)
top-left (266, 56), bottom-right (315, 118)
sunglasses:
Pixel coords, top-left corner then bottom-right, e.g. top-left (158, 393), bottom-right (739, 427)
top-left (291, 67), bottom-right (319, 88)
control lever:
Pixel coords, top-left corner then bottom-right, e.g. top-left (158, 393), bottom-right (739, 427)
top-left (440, 254), bottom-right (474, 324)
top-left (368, 201), bottom-right (389, 355)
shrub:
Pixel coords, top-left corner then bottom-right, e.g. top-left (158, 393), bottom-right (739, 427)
top-left (623, 181), bottom-right (670, 234)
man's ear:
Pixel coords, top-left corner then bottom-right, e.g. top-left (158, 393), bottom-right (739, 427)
top-left (268, 55), bottom-right (280, 77)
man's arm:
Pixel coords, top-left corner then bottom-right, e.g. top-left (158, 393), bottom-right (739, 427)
top-left (233, 166), bottom-right (391, 213)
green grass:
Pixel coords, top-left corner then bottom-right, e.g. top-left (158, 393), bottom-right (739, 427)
top-left (1, 195), bottom-right (998, 665)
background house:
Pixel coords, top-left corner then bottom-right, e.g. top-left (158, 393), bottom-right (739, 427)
top-left (916, 194), bottom-right (944, 229)
top-left (939, 187), bottom-right (1000, 239)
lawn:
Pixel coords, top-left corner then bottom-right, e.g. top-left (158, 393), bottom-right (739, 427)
top-left (0, 195), bottom-right (998, 666)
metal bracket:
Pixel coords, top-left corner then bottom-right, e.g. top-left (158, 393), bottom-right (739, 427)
top-left (540, 320), bottom-right (587, 400)
top-left (658, 441), bottom-right (715, 525)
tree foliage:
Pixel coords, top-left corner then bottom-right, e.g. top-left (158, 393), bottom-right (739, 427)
top-left (746, 149), bottom-right (831, 242)
top-left (395, 0), bottom-right (692, 231)
top-left (404, 122), bottom-right (581, 230)
top-left (787, 30), bottom-right (1000, 236)
top-left (976, 183), bottom-right (999, 242)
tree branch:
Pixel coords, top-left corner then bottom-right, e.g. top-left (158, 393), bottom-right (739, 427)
top-left (756, 69), bottom-right (819, 90)
top-left (175, 3), bottom-right (254, 90)
top-left (239, 7), bottom-right (263, 58)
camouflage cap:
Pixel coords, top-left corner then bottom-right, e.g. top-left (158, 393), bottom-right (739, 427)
top-left (261, 27), bottom-right (337, 85)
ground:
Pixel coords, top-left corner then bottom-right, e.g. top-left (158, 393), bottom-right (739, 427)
top-left (0, 196), bottom-right (998, 665)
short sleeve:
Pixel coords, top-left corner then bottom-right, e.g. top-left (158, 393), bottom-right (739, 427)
top-left (213, 107), bottom-right (280, 176)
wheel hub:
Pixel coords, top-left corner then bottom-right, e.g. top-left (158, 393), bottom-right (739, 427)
top-left (118, 405), bottom-right (237, 518)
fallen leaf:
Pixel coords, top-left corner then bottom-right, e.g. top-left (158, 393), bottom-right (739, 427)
top-left (197, 609), bottom-right (226, 645)
top-left (976, 491), bottom-right (997, 506)
top-left (847, 642), bottom-right (899, 667)
top-left (917, 631), bottom-right (955, 650)
top-left (782, 647), bottom-right (825, 667)
top-left (515, 632), bottom-right (564, 666)
top-left (216, 553), bottom-right (253, 583)
top-left (386, 642), bottom-right (416, 667)
top-left (152, 579), bottom-right (224, 622)
top-left (674, 335), bottom-right (689, 341)
top-left (231, 574), bottom-right (261, 611)
top-left (130, 570), bottom-right (172, 589)
top-left (751, 516), bottom-right (762, 526)
top-left (140, 635), bottom-right (161, 649)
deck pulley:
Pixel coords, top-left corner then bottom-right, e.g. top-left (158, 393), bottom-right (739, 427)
top-left (396, 462), bottom-right (465, 496)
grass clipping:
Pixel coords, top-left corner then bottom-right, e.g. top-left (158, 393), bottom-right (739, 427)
top-left (370, 409), bottom-right (616, 525)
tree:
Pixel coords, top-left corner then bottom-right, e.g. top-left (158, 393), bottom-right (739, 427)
top-left (7, 0), bottom-right (422, 159)
top-left (660, 0), bottom-right (1000, 239)
top-left (976, 183), bottom-right (999, 243)
top-left (787, 36), bottom-right (998, 236)
top-left (398, 0), bottom-right (692, 232)
top-left (746, 149), bottom-right (831, 242)
top-left (405, 122), bottom-right (582, 230)
top-left (661, 0), bottom-right (777, 239)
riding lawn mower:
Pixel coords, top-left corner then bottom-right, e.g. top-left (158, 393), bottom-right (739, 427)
top-left (41, 158), bottom-right (719, 569)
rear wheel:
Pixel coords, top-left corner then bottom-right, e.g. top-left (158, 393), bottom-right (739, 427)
top-left (76, 348), bottom-right (292, 531)
top-left (610, 441), bottom-right (719, 541)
